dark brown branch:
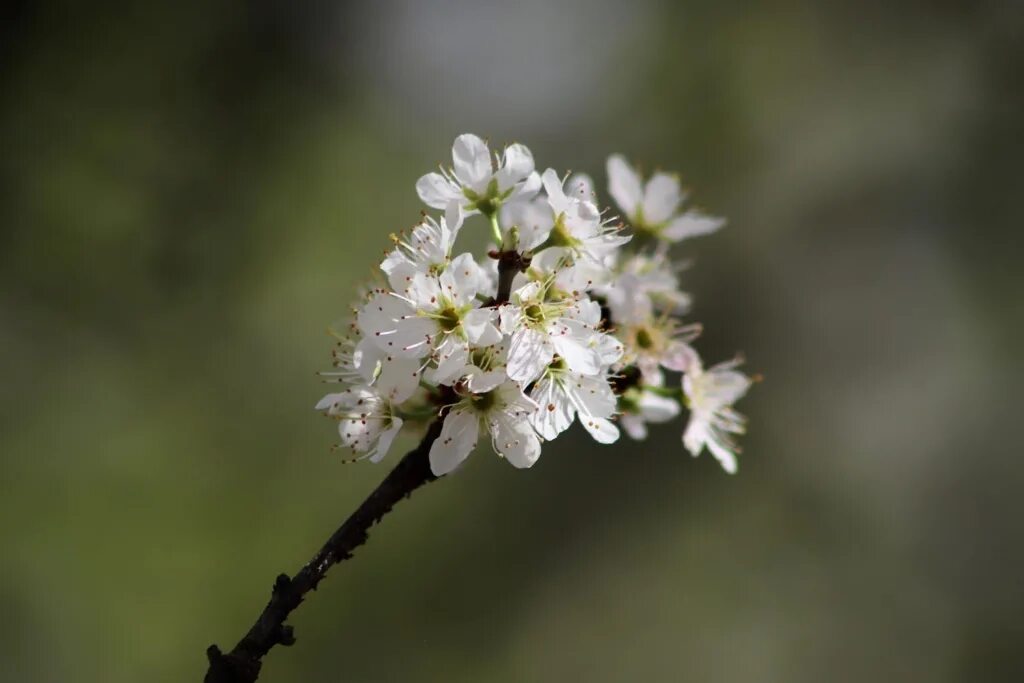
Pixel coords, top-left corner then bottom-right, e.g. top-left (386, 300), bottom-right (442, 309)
top-left (203, 418), bottom-right (445, 683)
top-left (490, 248), bottom-right (530, 305)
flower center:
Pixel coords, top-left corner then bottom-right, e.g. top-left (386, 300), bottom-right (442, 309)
top-left (438, 307), bottom-right (461, 333)
top-left (547, 213), bottom-right (581, 248)
top-left (470, 347), bottom-right (492, 369)
top-left (636, 327), bottom-right (655, 349)
top-left (463, 178), bottom-right (511, 217)
top-left (470, 390), bottom-right (498, 412)
top-left (524, 303), bottom-right (545, 324)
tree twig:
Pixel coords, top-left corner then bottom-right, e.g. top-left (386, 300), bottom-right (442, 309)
top-left (491, 248), bottom-right (529, 305)
top-left (203, 418), bottom-right (444, 683)
top-left (204, 252), bottom-right (527, 681)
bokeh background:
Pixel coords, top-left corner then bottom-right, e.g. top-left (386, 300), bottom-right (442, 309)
top-left (2, 1), bottom-right (1021, 681)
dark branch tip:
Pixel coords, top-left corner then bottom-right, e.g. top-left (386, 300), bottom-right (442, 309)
top-left (277, 624), bottom-right (296, 647)
top-left (273, 573), bottom-right (291, 595)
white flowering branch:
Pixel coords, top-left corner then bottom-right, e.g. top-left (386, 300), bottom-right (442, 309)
top-left (203, 134), bottom-right (757, 680)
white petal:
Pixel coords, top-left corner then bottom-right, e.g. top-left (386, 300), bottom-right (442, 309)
top-left (661, 341), bottom-right (699, 373)
top-left (501, 198), bottom-right (553, 252)
top-left (606, 154), bottom-right (643, 219)
top-left (567, 173), bottom-right (595, 202)
top-left (406, 272), bottom-right (444, 309)
top-left (388, 315), bottom-right (436, 358)
top-left (429, 409), bottom-right (479, 475)
top-left (491, 417), bottom-right (541, 469)
top-left (541, 168), bottom-right (569, 213)
top-left (495, 143), bottom-right (535, 191)
top-left (530, 380), bottom-right (575, 440)
top-left (682, 415), bottom-right (706, 456)
top-left (376, 356), bottom-right (420, 403)
top-left (580, 416), bottom-right (619, 444)
top-left (432, 343), bottom-right (469, 385)
top-left (467, 367), bottom-right (506, 394)
top-left (463, 307), bottom-right (500, 345)
top-left (451, 134), bottom-right (492, 190)
top-left (497, 303), bottom-right (522, 334)
top-left (705, 369), bottom-right (753, 405)
top-left (707, 436), bottom-right (739, 474)
top-left (638, 392), bottom-right (681, 423)
top-left (574, 376), bottom-right (618, 419)
top-left (444, 201), bottom-right (465, 235)
top-left (446, 252), bottom-right (483, 302)
top-left (661, 211), bottom-right (726, 242)
top-left (416, 172), bottom-right (461, 209)
top-left (551, 335), bottom-right (601, 377)
top-left (358, 294), bottom-right (415, 346)
top-left (314, 392), bottom-right (346, 411)
top-left (593, 333), bottom-right (625, 367)
top-left (369, 417), bottom-right (403, 463)
top-left (354, 337), bottom-right (384, 382)
top-left (620, 414), bottom-right (648, 440)
top-left (507, 328), bottom-right (553, 384)
top-left (512, 171), bottom-right (542, 203)
top-left (641, 172), bottom-right (683, 224)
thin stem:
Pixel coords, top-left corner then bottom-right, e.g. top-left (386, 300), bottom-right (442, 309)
top-left (645, 385), bottom-right (686, 401)
top-left (488, 212), bottom-right (503, 247)
top-left (204, 419), bottom-right (445, 683)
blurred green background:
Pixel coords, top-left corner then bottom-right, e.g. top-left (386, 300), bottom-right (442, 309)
top-left (2, 1), bottom-right (1021, 681)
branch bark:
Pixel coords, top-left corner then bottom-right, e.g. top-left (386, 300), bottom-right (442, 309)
top-left (203, 418), bottom-right (444, 683)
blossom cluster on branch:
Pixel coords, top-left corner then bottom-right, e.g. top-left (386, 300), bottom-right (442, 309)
top-left (317, 134), bottom-right (754, 476)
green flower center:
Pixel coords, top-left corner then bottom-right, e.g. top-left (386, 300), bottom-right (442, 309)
top-left (547, 212), bottom-right (581, 248)
top-left (438, 307), bottom-right (462, 333)
top-left (470, 390), bottom-right (497, 412)
top-left (524, 303), bottom-right (545, 324)
top-left (462, 178), bottom-right (514, 218)
top-left (636, 327), bottom-right (655, 349)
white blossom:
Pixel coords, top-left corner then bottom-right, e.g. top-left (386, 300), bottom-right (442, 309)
top-left (530, 357), bottom-right (620, 444)
top-left (607, 154), bottom-right (725, 242)
top-left (619, 385), bottom-right (682, 441)
top-left (358, 254), bottom-right (500, 381)
top-left (317, 134), bottom-right (754, 477)
top-left (381, 202), bottom-right (464, 291)
top-left (617, 316), bottom-right (702, 384)
top-left (315, 386), bottom-right (404, 463)
top-left (600, 251), bottom-right (690, 326)
top-left (416, 134), bottom-right (540, 215)
top-left (682, 357), bottom-right (753, 474)
top-left (429, 381), bottom-right (541, 475)
top-left (499, 280), bottom-right (605, 385)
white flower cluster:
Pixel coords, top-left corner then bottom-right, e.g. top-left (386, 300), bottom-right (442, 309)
top-left (317, 134), bottom-right (755, 476)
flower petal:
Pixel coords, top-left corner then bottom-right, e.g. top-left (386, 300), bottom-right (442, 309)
top-left (530, 379), bottom-right (575, 440)
top-left (580, 416), bottom-right (619, 444)
top-left (495, 143), bottom-right (534, 191)
top-left (369, 417), bottom-right (403, 463)
top-left (620, 414), bottom-right (648, 440)
top-left (661, 211), bottom-right (726, 242)
top-left (376, 356), bottom-right (420, 402)
top-left (551, 334), bottom-right (601, 377)
top-left (491, 416), bottom-right (541, 469)
top-left (507, 328), bottom-right (553, 384)
top-left (606, 154), bottom-right (643, 219)
top-left (429, 408), bottom-right (479, 475)
top-left (451, 134), bottom-right (492, 191)
top-left (463, 307), bottom-right (501, 345)
top-left (641, 172), bottom-right (683, 224)
top-left (416, 172), bottom-right (461, 209)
